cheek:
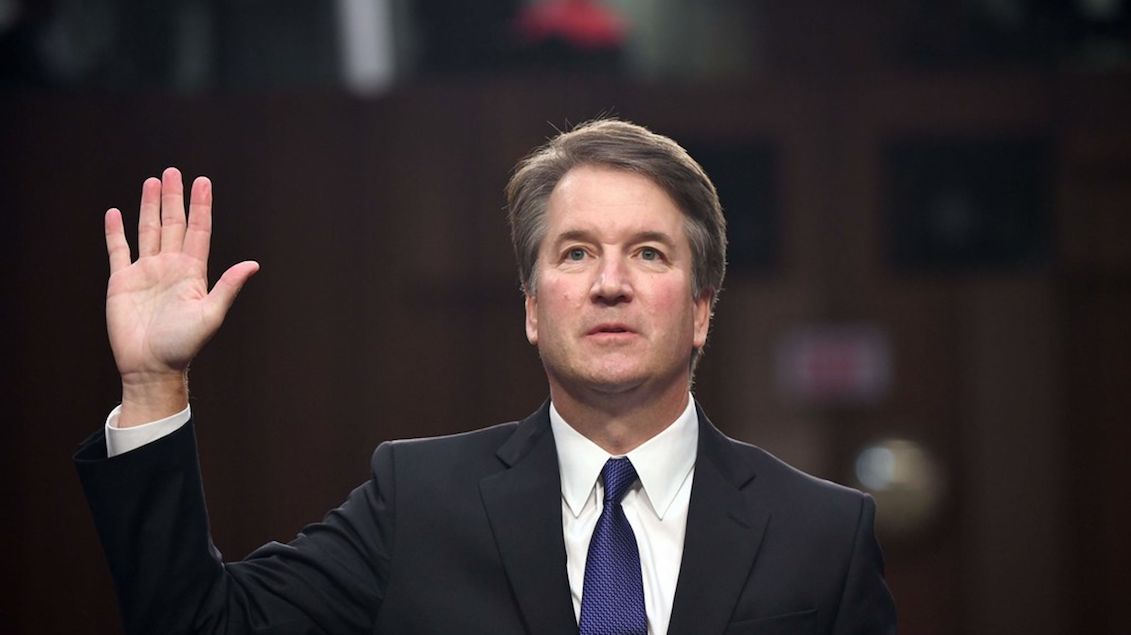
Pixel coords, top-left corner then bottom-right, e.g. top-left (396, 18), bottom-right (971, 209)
top-left (651, 283), bottom-right (692, 315)
top-left (532, 281), bottom-right (581, 332)
top-left (540, 275), bottom-right (583, 306)
top-left (649, 284), bottom-right (700, 336)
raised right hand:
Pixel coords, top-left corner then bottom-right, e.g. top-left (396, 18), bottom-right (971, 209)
top-left (104, 168), bottom-right (259, 426)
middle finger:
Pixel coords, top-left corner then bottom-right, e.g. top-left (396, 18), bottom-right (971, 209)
top-left (160, 167), bottom-right (187, 252)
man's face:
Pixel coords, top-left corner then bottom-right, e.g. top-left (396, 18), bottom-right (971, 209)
top-left (524, 165), bottom-right (712, 402)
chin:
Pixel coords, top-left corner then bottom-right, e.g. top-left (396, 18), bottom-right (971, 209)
top-left (577, 364), bottom-right (649, 394)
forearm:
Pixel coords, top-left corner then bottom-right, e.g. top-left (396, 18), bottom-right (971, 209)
top-left (75, 420), bottom-right (391, 634)
top-left (76, 420), bottom-right (225, 633)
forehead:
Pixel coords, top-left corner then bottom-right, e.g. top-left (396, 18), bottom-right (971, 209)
top-left (543, 165), bottom-right (688, 244)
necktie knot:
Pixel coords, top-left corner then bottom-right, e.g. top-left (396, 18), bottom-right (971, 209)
top-left (601, 457), bottom-right (638, 505)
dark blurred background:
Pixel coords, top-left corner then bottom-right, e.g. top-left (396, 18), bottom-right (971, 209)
top-left (2, 0), bottom-right (1130, 633)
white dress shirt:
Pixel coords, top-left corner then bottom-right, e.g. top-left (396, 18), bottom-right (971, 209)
top-left (549, 398), bottom-right (698, 635)
top-left (105, 404), bottom-right (190, 457)
top-left (105, 397), bottom-right (700, 635)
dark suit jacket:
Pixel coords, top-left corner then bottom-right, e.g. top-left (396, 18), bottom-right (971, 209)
top-left (75, 401), bottom-right (896, 634)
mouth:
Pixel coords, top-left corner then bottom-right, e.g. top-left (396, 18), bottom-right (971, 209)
top-left (587, 323), bottom-right (635, 336)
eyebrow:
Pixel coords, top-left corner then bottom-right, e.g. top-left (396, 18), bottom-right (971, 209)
top-left (551, 229), bottom-right (678, 249)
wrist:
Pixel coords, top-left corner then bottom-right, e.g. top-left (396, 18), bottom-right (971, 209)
top-left (118, 372), bottom-right (189, 428)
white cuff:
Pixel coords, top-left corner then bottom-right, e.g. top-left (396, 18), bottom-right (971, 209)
top-left (105, 404), bottom-right (191, 457)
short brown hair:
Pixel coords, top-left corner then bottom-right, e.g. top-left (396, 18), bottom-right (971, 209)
top-left (506, 119), bottom-right (727, 304)
top-left (506, 119), bottom-right (728, 372)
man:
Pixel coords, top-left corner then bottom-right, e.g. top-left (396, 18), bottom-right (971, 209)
top-left (77, 119), bottom-right (897, 634)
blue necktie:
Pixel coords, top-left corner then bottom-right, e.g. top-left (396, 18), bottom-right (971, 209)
top-left (578, 457), bottom-right (647, 635)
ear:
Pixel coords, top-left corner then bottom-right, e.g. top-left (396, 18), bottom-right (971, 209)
top-left (524, 292), bottom-right (539, 345)
top-left (692, 291), bottom-right (712, 348)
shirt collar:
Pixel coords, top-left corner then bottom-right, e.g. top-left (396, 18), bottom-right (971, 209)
top-left (550, 396), bottom-right (699, 521)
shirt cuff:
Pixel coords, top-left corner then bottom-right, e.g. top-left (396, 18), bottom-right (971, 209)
top-left (105, 404), bottom-right (191, 457)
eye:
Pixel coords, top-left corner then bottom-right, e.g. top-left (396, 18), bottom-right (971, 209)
top-left (565, 247), bottom-right (587, 261)
top-left (640, 247), bottom-right (663, 261)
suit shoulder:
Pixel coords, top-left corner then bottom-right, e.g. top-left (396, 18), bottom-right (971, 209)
top-left (371, 420), bottom-right (519, 468)
top-left (725, 435), bottom-right (869, 508)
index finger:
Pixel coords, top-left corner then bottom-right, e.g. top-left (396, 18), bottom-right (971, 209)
top-left (182, 176), bottom-right (213, 264)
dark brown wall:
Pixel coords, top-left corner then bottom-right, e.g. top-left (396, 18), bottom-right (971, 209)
top-left (3, 72), bottom-right (1129, 633)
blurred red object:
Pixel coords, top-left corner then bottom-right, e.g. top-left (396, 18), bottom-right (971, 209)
top-left (515, 0), bottom-right (626, 49)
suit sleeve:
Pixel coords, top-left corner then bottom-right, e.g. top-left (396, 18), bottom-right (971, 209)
top-left (830, 495), bottom-right (897, 635)
top-left (74, 419), bottom-right (396, 635)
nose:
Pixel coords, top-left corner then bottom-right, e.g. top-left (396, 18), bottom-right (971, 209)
top-left (589, 254), bottom-right (633, 305)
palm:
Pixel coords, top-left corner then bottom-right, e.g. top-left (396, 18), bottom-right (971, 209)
top-left (104, 168), bottom-right (258, 384)
top-left (108, 252), bottom-right (212, 375)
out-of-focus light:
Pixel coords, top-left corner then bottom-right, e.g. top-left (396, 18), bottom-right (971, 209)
top-left (853, 438), bottom-right (946, 536)
top-left (855, 446), bottom-right (897, 491)
top-left (515, 0), bottom-right (626, 49)
top-left (336, 0), bottom-right (396, 95)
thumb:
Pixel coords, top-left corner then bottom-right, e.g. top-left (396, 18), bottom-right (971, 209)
top-left (204, 260), bottom-right (260, 325)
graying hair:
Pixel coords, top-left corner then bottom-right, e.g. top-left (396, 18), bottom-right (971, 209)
top-left (505, 118), bottom-right (728, 371)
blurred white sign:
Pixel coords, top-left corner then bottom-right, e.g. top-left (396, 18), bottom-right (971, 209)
top-left (775, 324), bottom-right (892, 405)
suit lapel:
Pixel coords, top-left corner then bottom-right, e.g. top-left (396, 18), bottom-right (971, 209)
top-left (480, 403), bottom-right (579, 635)
top-left (667, 408), bottom-right (771, 635)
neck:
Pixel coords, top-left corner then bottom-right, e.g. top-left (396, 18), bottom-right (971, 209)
top-left (549, 381), bottom-right (691, 455)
